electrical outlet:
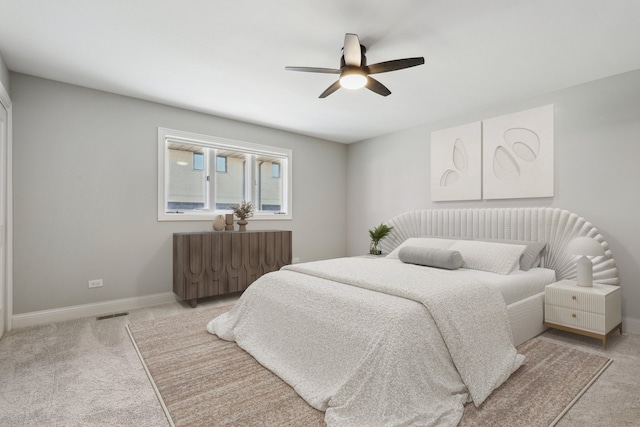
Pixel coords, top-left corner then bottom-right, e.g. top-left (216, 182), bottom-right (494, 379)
top-left (88, 279), bottom-right (103, 289)
top-left (292, 257), bottom-right (300, 264)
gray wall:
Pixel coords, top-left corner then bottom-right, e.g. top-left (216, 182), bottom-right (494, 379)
top-left (347, 69), bottom-right (640, 332)
top-left (0, 51), bottom-right (8, 92)
top-left (12, 73), bottom-right (348, 314)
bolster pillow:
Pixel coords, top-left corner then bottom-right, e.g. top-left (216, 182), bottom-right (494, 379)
top-left (398, 246), bottom-right (463, 270)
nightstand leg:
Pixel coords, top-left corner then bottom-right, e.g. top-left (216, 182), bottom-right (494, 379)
top-left (603, 322), bottom-right (623, 349)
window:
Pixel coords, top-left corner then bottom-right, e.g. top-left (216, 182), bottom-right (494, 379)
top-left (158, 128), bottom-right (292, 221)
top-left (215, 156), bottom-right (227, 173)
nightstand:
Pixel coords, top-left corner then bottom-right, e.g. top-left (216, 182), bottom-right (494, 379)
top-left (544, 279), bottom-right (622, 348)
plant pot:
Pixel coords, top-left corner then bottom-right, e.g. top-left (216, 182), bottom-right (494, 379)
top-left (237, 219), bottom-right (248, 232)
top-left (369, 241), bottom-right (382, 255)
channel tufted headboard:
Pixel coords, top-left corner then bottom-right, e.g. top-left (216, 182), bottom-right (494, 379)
top-left (379, 207), bottom-right (619, 285)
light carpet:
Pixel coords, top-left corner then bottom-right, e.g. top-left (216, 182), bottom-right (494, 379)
top-left (127, 306), bottom-right (611, 427)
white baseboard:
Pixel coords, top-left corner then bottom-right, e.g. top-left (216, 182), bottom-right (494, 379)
top-left (12, 292), bottom-right (177, 329)
top-left (623, 315), bottom-right (640, 335)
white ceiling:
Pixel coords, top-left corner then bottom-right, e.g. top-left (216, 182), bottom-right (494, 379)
top-left (1, 0), bottom-right (639, 143)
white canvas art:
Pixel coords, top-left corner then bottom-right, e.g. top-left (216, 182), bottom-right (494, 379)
top-left (430, 121), bottom-right (482, 201)
top-left (482, 105), bottom-right (554, 200)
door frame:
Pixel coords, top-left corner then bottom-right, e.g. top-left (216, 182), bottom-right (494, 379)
top-left (0, 81), bottom-right (13, 333)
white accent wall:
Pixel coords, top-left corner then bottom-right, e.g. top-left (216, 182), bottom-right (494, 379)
top-left (11, 73), bottom-right (347, 315)
top-left (347, 69), bottom-right (640, 333)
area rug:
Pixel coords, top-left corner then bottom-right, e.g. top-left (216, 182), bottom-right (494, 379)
top-left (127, 306), bottom-right (611, 427)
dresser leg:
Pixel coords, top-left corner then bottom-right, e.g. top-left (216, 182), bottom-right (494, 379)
top-left (188, 299), bottom-right (197, 308)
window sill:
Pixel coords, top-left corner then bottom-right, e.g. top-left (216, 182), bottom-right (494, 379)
top-left (158, 212), bottom-right (292, 221)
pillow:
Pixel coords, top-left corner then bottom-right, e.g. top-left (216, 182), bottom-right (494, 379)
top-left (449, 240), bottom-right (527, 275)
top-left (398, 246), bottom-right (463, 270)
top-left (476, 239), bottom-right (547, 271)
top-left (386, 237), bottom-right (457, 259)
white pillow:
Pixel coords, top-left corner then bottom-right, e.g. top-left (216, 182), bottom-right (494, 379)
top-left (449, 240), bottom-right (527, 275)
top-left (386, 237), bottom-right (456, 259)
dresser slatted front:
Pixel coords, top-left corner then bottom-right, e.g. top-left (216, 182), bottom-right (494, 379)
top-left (173, 230), bottom-right (292, 307)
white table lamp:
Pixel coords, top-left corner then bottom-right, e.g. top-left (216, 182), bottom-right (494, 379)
top-left (567, 237), bottom-right (605, 287)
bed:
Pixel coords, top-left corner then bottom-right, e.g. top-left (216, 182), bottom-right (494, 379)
top-left (207, 207), bottom-right (619, 426)
top-left (379, 208), bottom-right (619, 348)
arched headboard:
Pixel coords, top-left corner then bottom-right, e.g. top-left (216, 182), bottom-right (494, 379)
top-left (379, 208), bottom-right (619, 285)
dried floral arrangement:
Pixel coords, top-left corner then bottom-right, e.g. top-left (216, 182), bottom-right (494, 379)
top-left (232, 201), bottom-right (254, 220)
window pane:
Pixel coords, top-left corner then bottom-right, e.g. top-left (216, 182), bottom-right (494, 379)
top-left (215, 155), bottom-right (245, 210)
top-left (216, 156), bottom-right (227, 173)
top-left (193, 152), bottom-right (204, 170)
top-left (257, 156), bottom-right (284, 212)
top-left (167, 149), bottom-right (206, 210)
top-left (272, 162), bottom-right (281, 178)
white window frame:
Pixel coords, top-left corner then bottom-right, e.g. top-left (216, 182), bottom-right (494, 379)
top-left (158, 127), bottom-right (292, 221)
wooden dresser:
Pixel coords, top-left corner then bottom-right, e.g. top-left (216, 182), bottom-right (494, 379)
top-left (173, 230), bottom-right (292, 307)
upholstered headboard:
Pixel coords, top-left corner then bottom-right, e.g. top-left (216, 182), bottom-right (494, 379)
top-left (379, 208), bottom-right (619, 285)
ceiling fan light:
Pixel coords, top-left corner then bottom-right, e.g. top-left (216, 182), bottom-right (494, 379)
top-left (339, 70), bottom-right (367, 89)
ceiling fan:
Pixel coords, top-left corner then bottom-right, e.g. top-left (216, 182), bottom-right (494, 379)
top-left (285, 33), bottom-right (424, 98)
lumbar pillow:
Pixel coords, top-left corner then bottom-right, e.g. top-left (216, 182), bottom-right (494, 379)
top-left (449, 240), bottom-right (527, 275)
top-left (386, 237), bottom-right (458, 259)
top-left (398, 246), bottom-right (463, 270)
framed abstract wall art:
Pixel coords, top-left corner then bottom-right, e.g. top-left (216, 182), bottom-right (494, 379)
top-left (430, 121), bottom-right (482, 201)
top-left (482, 104), bottom-right (554, 200)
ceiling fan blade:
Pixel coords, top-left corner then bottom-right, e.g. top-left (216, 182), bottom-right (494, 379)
top-left (365, 77), bottom-right (391, 97)
top-left (343, 33), bottom-right (362, 67)
top-left (319, 80), bottom-right (341, 98)
top-left (365, 57), bottom-right (425, 74)
top-left (285, 66), bottom-right (340, 74)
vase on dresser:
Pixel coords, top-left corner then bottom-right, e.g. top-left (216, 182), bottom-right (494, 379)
top-left (212, 215), bottom-right (225, 231)
top-left (225, 214), bottom-right (234, 231)
top-left (237, 219), bottom-right (248, 231)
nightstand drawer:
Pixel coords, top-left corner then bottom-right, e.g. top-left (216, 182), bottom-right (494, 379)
top-left (545, 305), bottom-right (606, 333)
top-left (545, 286), bottom-right (606, 314)
top-left (544, 304), bottom-right (620, 334)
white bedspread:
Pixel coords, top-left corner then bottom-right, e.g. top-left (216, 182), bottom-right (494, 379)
top-left (208, 257), bottom-right (524, 426)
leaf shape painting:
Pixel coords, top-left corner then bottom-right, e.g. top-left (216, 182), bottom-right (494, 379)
top-left (440, 138), bottom-right (468, 187)
top-left (439, 169), bottom-right (459, 187)
top-left (430, 120), bottom-right (482, 201)
top-left (452, 139), bottom-right (468, 172)
top-left (493, 145), bottom-right (520, 180)
top-left (504, 128), bottom-right (540, 162)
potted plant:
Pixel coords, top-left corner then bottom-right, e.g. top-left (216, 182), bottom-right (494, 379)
top-left (368, 223), bottom-right (393, 255)
top-left (232, 201), bottom-right (254, 231)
